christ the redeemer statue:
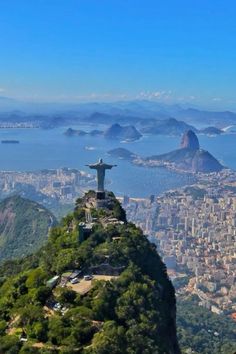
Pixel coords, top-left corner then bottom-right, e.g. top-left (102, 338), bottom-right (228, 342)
top-left (86, 159), bottom-right (117, 197)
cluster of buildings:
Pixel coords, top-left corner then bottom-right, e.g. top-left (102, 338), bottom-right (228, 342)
top-left (0, 122), bottom-right (39, 128)
top-left (0, 168), bottom-right (96, 206)
top-left (124, 170), bottom-right (236, 316)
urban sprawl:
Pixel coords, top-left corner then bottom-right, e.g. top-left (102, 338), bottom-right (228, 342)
top-left (0, 168), bottom-right (96, 207)
top-left (124, 169), bottom-right (236, 319)
top-left (0, 167), bottom-right (235, 319)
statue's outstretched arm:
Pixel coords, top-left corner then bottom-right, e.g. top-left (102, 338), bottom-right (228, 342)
top-left (104, 164), bottom-right (117, 169)
top-left (85, 164), bottom-right (97, 169)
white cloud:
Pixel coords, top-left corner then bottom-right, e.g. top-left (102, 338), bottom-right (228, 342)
top-left (72, 93), bottom-right (129, 102)
top-left (137, 90), bottom-right (173, 101)
top-left (0, 88), bottom-right (6, 93)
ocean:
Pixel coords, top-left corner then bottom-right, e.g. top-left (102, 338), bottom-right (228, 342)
top-left (0, 126), bottom-right (235, 197)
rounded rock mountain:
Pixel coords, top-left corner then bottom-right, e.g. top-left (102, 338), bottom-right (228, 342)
top-left (180, 130), bottom-right (200, 150)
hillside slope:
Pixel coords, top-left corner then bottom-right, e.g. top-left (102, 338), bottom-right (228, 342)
top-left (0, 191), bottom-right (180, 353)
top-left (0, 195), bottom-right (57, 262)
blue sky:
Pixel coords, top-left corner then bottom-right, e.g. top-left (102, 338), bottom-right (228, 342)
top-left (0, 0), bottom-right (236, 108)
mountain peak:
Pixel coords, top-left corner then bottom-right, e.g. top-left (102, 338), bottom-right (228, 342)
top-left (104, 123), bottom-right (142, 141)
top-left (181, 130), bottom-right (200, 150)
top-left (0, 191), bottom-right (180, 353)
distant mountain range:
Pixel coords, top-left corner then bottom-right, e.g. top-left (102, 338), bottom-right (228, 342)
top-left (139, 117), bottom-right (199, 136)
top-left (0, 98), bottom-right (236, 129)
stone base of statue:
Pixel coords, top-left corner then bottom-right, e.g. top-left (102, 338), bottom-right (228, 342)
top-left (96, 199), bottom-right (108, 208)
top-left (96, 191), bottom-right (106, 200)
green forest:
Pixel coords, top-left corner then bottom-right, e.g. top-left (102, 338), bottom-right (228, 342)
top-left (0, 196), bottom-right (57, 262)
top-left (0, 192), bottom-right (179, 353)
top-left (177, 296), bottom-right (236, 354)
top-left (0, 192), bottom-right (235, 353)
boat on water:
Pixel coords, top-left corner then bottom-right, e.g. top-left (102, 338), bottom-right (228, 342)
top-left (84, 146), bottom-right (96, 151)
top-left (1, 140), bottom-right (20, 144)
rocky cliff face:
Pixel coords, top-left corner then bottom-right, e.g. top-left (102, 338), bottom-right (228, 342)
top-left (180, 130), bottom-right (200, 150)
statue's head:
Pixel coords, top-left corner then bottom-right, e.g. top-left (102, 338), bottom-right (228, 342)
top-left (99, 158), bottom-right (103, 163)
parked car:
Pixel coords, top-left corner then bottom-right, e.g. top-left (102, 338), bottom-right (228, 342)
top-left (53, 302), bottom-right (62, 311)
top-left (84, 275), bottom-right (93, 281)
top-left (70, 277), bottom-right (79, 284)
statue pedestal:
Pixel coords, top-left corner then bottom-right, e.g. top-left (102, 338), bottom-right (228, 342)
top-left (96, 191), bottom-right (105, 200)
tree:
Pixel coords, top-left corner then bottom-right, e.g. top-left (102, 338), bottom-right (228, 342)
top-left (68, 318), bottom-right (94, 346)
top-left (57, 288), bottom-right (76, 304)
top-left (0, 319), bottom-right (7, 335)
top-left (19, 305), bottom-right (44, 326)
top-left (0, 335), bottom-right (21, 353)
top-left (26, 268), bottom-right (47, 289)
top-left (19, 345), bottom-right (40, 354)
top-left (90, 321), bottom-right (126, 354)
top-left (29, 321), bottom-right (48, 342)
top-left (54, 249), bottom-right (78, 274)
top-left (48, 316), bottom-right (70, 345)
top-left (34, 286), bottom-right (52, 305)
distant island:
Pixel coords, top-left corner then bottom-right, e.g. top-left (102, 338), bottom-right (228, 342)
top-left (109, 130), bottom-right (224, 174)
top-left (1, 140), bottom-right (20, 144)
top-left (64, 118), bottom-right (224, 142)
top-left (64, 128), bottom-right (103, 137)
top-left (104, 123), bottom-right (142, 141)
top-left (108, 147), bottom-right (138, 160)
top-left (198, 126), bottom-right (223, 135)
top-left (65, 123), bottom-right (142, 142)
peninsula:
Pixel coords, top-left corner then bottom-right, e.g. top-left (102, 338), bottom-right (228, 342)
top-left (109, 130), bottom-right (224, 174)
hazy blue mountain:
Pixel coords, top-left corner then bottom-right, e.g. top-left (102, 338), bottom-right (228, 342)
top-left (104, 123), bottom-right (142, 141)
top-left (173, 107), bottom-right (236, 127)
top-left (140, 118), bottom-right (197, 136)
top-left (0, 99), bottom-right (236, 128)
top-left (199, 126), bottom-right (223, 135)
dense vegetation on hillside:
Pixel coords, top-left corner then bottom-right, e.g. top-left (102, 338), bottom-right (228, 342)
top-left (177, 296), bottom-right (236, 354)
top-left (0, 196), bottom-right (57, 263)
top-left (0, 192), bottom-right (179, 353)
